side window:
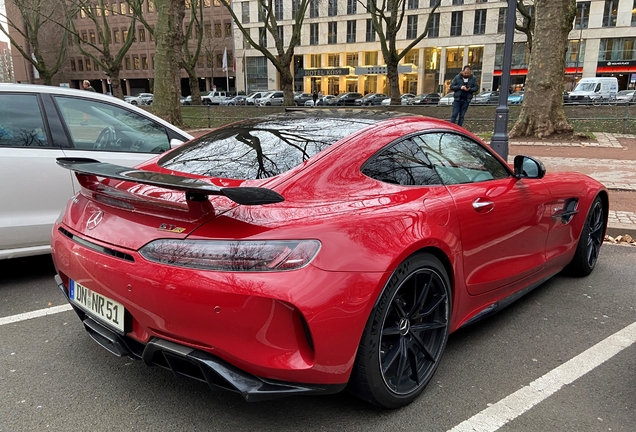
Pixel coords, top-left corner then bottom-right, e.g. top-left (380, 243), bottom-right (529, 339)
top-left (362, 138), bottom-right (443, 186)
top-left (54, 96), bottom-right (170, 153)
top-left (415, 133), bottom-right (510, 185)
top-left (0, 94), bottom-right (49, 148)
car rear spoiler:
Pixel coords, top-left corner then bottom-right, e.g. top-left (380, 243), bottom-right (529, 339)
top-left (56, 158), bottom-right (284, 205)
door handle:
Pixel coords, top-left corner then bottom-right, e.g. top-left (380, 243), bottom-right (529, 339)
top-left (472, 198), bottom-right (494, 213)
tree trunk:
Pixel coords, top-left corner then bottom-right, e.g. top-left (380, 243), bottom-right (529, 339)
top-left (386, 58), bottom-right (401, 105)
top-left (106, 69), bottom-right (124, 99)
top-left (185, 67), bottom-right (202, 106)
top-left (279, 59), bottom-right (295, 106)
top-left (153, 0), bottom-right (185, 126)
top-left (510, 0), bottom-right (576, 139)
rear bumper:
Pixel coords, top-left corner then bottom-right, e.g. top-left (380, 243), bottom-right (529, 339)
top-left (51, 225), bottom-right (384, 385)
top-left (55, 274), bottom-right (346, 401)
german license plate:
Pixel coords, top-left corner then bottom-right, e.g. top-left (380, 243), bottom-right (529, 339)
top-left (69, 279), bottom-right (125, 333)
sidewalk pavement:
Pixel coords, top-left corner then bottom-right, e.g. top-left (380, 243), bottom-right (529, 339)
top-left (508, 132), bottom-right (636, 238)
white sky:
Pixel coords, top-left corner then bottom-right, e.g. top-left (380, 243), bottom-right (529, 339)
top-left (0, 1), bottom-right (8, 43)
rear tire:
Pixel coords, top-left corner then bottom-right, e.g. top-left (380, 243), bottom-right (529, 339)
top-left (348, 253), bottom-right (451, 408)
top-left (565, 196), bottom-right (605, 277)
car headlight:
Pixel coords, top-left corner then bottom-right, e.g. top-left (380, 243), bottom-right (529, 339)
top-left (140, 239), bottom-right (321, 272)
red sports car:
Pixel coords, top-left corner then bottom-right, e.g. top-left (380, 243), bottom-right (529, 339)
top-left (51, 111), bottom-right (607, 408)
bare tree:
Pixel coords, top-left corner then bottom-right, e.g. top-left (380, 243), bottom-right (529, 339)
top-left (220, 0), bottom-right (309, 106)
top-left (0, 0), bottom-right (69, 85)
top-left (516, 0), bottom-right (535, 54)
top-left (365, 0), bottom-right (441, 105)
top-left (510, 0), bottom-right (576, 138)
top-left (152, 0), bottom-right (185, 126)
top-left (64, 0), bottom-right (142, 99)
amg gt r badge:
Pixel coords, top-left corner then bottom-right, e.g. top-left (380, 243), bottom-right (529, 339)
top-left (158, 223), bottom-right (186, 233)
top-left (86, 210), bottom-right (103, 230)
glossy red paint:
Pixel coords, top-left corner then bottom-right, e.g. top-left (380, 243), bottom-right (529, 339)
top-left (51, 114), bottom-right (608, 391)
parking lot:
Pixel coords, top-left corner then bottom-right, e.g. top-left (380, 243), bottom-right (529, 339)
top-left (1, 246), bottom-right (635, 432)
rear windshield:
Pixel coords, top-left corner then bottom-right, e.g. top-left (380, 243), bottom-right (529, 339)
top-left (158, 116), bottom-right (374, 179)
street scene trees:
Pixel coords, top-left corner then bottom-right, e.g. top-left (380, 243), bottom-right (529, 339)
top-left (220, 0), bottom-right (309, 106)
top-left (511, 0), bottom-right (577, 138)
top-left (0, 0), bottom-right (70, 85)
top-left (365, 0), bottom-right (441, 105)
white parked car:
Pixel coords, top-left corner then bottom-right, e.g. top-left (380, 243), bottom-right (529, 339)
top-left (616, 90), bottom-right (635, 103)
top-left (0, 84), bottom-right (193, 259)
top-left (257, 91), bottom-right (284, 106)
top-left (245, 91), bottom-right (267, 105)
top-left (438, 92), bottom-right (455, 106)
top-left (124, 92), bottom-right (153, 105)
top-left (381, 94), bottom-right (415, 106)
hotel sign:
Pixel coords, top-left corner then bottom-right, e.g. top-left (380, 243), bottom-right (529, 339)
top-left (301, 68), bottom-right (350, 76)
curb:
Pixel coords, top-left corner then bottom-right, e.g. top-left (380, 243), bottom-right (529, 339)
top-left (606, 224), bottom-right (636, 238)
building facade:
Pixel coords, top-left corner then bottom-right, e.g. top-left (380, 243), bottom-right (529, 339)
top-left (232, 0), bottom-right (636, 96)
top-left (0, 41), bottom-right (14, 83)
top-left (7, 0), bottom-right (235, 95)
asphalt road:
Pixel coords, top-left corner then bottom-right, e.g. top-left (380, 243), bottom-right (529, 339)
top-left (1, 247), bottom-right (635, 432)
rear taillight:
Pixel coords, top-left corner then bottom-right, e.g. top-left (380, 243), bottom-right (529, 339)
top-left (139, 239), bottom-right (320, 272)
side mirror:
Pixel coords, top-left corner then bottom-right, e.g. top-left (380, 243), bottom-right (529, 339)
top-left (170, 138), bottom-right (185, 148)
top-left (514, 155), bottom-right (546, 179)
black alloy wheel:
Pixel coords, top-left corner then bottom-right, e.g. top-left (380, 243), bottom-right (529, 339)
top-left (565, 196), bottom-right (605, 277)
top-left (349, 253), bottom-right (451, 408)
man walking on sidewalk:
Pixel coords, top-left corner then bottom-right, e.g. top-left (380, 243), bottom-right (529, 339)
top-left (449, 65), bottom-right (479, 127)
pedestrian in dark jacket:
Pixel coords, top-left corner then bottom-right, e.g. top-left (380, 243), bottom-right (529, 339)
top-left (82, 80), bottom-right (96, 92)
top-left (449, 65), bottom-right (479, 127)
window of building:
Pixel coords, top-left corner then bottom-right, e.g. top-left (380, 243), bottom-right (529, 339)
top-left (406, 16), bottom-right (417, 39)
top-left (215, 23), bottom-right (222, 38)
top-left (328, 0), bottom-right (338, 16)
top-left (366, 19), bottom-right (375, 42)
top-left (216, 53), bottom-right (223, 68)
top-left (148, 0), bottom-right (155, 12)
top-left (242, 2), bottom-right (250, 23)
top-left (78, 59), bottom-right (84, 71)
top-left (246, 56), bottom-right (268, 92)
top-left (403, 49), bottom-right (419, 65)
top-left (133, 57), bottom-right (140, 70)
top-left (328, 22), bottom-right (338, 44)
top-left (476, 0), bottom-right (488, 3)
top-left (452, 0), bottom-right (464, 5)
top-left (310, 54), bottom-right (321, 68)
top-left (428, 13), bottom-right (439, 38)
top-left (204, 0), bottom-right (211, 6)
top-left (566, 40), bottom-right (586, 67)
top-left (85, 58), bottom-right (92, 71)
top-left (347, 0), bottom-right (356, 14)
top-left (139, 28), bottom-right (146, 42)
top-left (310, 23), bottom-right (319, 45)
top-left (123, 29), bottom-right (129, 40)
top-left (346, 52), bottom-right (358, 66)
top-left (632, 0), bottom-right (636, 26)
top-left (185, 0), bottom-right (191, 9)
top-left (275, 0), bottom-right (283, 20)
top-left (474, 9), bottom-right (486, 35)
top-left (225, 22), bottom-right (232, 37)
top-left (451, 11), bottom-right (462, 36)
top-left (142, 56), bottom-right (148, 69)
top-left (277, 25), bottom-right (283, 43)
top-left (259, 27), bottom-right (267, 47)
top-left (125, 57), bottom-right (131, 70)
top-left (81, 31), bottom-right (87, 42)
top-left (364, 51), bottom-right (378, 65)
top-left (498, 8), bottom-right (506, 33)
top-left (114, 30), bottom-right (121, 43)
top-left (310, 0), bottom-right (319, 18)
top-left (292, 0), bottom-right (301, 18)
top-left (602, 0), bottom-right (617, 27)
top-left (120, 3), bottom-right (126, 15)
top-left (346, 20), bottom-right (356, 43)
top-left (575, 2), bottom-right (590, 29)
top-left (328, 54), bottom-right (340, 67)
top-left (70, 59), bottom-right (76, 71)
top-left (408, 0), bottom-right (419, 9)
top-left (205, 23), bottom-right (212, 38)
top-left (598, 38), bottom-right (636, 61)
top-left (150, 28), bottom-right (155, 41)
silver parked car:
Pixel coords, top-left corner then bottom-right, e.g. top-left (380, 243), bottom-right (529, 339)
top-left (257, 91), bottom-right (285, 106)
top-left (0, 84), bottom-right (193, 259)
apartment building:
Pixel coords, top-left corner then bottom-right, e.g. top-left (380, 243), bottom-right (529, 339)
top-left (232, 0), bottom-right (636, 96)
top-left (0, 41), bottom-right (14, 84)
top-left (8, 0), bottom-right (235, 95)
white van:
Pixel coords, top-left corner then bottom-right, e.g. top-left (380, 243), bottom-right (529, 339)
top-left (568, 77), bottom-right (618, 103)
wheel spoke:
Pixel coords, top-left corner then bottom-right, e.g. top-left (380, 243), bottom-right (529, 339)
top-left (408, 272), bottom-right (431, 318)
top-left (381, 342), bottom-right (401, 375)
top-left (410, 332), bottom-right (435, 362)
top-left (411, 320), bottom-right (448, 333)
top-left (406, 344), bottom-right (420, 386)
top-left (394, 338), bottom-right (408, 392)
top-left (413, 293), bottom-right (446, 320)
top-left (382, 325), bottom-right (401, 337)
top-left (392, 297), bottom-right (408, 319)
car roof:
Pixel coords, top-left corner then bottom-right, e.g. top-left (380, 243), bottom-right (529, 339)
top-left (242, 109), bottom-right (413, 125)
top-left (0, 84), bottom-right (193, 140)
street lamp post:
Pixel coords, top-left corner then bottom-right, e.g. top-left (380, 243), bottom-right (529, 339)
top-left (490, 0), bottom-right (518, 160)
